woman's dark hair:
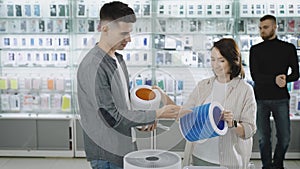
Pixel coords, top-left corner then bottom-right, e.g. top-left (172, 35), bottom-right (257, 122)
top-left (213, 38), bottom-right (245, 79)
top-left (100, 1), bottom-right (136, 23)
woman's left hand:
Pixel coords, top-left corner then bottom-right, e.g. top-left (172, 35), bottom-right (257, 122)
top-left (222, 110), bottom-right (234, 128)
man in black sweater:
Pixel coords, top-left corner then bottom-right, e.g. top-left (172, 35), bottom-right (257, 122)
top-left (249, 15), bottom-right (299, 169)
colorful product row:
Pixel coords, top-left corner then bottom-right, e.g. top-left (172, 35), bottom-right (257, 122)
top-left (1, 93), bottom-right (71, 112)
top-left (0, 77), bottom-right (71, 91)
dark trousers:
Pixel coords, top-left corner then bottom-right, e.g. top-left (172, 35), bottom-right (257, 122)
top-left (256, 99), bottom-right (290, 169)
top-left (90, 159), bottom-right (123, 169)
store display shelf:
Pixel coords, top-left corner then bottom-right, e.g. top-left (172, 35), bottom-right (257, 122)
top-left (1, 65), bottom-right (71, 68)
top-left (155, 16), bottom-right (233, 19)
top-left (0, 32), bottom-right (70, 35)
top-left (0, 150), bottom-right (73, 157)
top-left (289, 114), bottom-right (300, 120)
top-left (154, 31), bottom-right (234, 35)
top-left (123, 48), bottom-right (152, 51)
top-left (127, 64), bottom-right (152, 67)
top-left (0, 48), bottom-right (70, 51)
top-left (148, 66), bottom-right (190, 71)
top-left (74, 48), bottom-right (151, 52)
top-left (155, 65), bottom-right (198, 68)
top-left (0, 113), bottom-right (73, 119)
top-left (238, 32), bottom-right (300, 36)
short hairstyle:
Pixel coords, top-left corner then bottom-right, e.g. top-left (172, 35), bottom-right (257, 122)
top-left (260, 14), bottom-right (276, 24)
top-left (100, 1), bottom-right (136, 23)
top-left (213, 38), bottom-right (245, 79)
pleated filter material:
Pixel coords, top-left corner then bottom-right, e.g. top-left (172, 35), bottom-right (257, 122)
top-left (124, 149), bottom-right (181, 169)
top-left (179, 102), bottom-right (228, 142)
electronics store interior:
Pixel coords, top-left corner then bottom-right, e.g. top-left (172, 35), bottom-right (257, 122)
top-left (0, 0), bottom-right (299, 169)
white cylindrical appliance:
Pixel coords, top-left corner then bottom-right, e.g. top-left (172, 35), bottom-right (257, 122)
top-left (130, 85), bottom-right (161, 110)
top-left (124, 149), bottom-right (181, 169)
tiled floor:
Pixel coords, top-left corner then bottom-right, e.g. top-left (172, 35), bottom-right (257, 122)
top-left (0, 157), bottom-right (299, 169)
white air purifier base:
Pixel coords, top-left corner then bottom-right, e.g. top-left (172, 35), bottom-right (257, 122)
top-left (124, 149), bottom-right (181, 169)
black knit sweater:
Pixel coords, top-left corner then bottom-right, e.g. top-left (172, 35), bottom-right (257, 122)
top-left (249, 37), bottom-right (299, 100)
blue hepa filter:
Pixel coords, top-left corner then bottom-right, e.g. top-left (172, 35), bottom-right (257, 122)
top-left (179, 102), bottom-right (228, 142)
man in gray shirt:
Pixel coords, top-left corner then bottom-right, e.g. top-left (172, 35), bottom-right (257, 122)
top-left (77, 1), bottom-right (182, 169)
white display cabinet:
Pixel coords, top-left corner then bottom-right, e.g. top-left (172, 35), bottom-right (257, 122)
top-left (0, 114), bottom-right (74, 157)
top-left (73, 116), bottom-right (85, 157)
top-left (0, 0), bottom-right (73, 157)
top-left (0, 0), bottom-right (73, 114)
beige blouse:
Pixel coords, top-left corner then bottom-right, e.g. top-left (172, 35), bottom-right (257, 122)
top-left (182, 76), bottom-right (257, 169)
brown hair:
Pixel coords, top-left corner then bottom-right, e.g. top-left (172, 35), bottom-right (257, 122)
top-left (213, 38), bottom-right (245, 79)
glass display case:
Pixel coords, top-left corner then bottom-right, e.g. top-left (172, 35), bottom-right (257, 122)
top-left (0, 0), bottom-right (73, 156)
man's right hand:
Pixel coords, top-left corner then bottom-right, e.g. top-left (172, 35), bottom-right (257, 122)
top-left (156, 105), bottom-right (192, 119)
top-left (275, 74), bottom-right (286, 88)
